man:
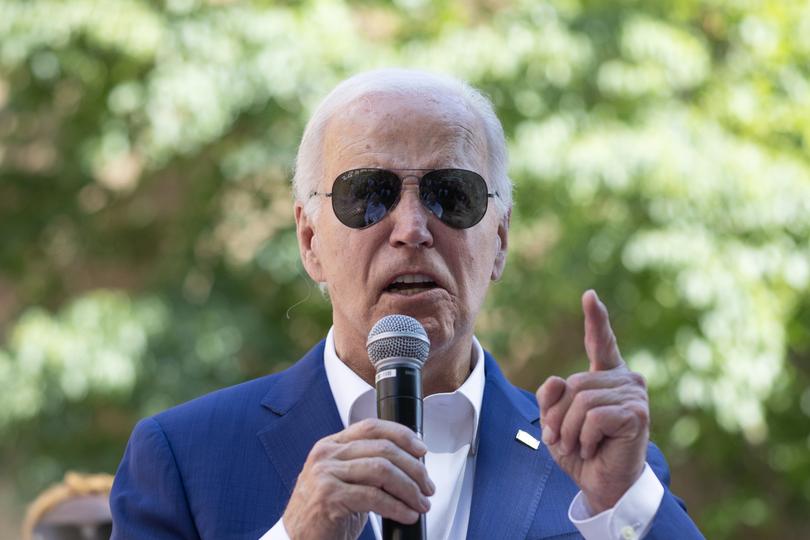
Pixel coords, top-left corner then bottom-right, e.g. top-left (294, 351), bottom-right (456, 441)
top-left (110, 69), bottom-right (705, 539)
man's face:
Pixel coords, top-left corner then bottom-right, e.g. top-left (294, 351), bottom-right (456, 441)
top-left (295, 90), bottom-right (508, 372)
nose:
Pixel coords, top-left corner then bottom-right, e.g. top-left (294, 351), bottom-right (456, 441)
top-left (388, 181), bottom-right (434, 249)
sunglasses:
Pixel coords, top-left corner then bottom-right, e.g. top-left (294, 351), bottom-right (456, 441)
top-left (309, 168), bottom-right (499, 230)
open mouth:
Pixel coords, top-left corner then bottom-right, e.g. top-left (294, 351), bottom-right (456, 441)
top-left (384, 274), bottom-right (440, 296)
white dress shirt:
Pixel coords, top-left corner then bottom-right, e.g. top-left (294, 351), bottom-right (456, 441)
top-left (261, 328), bottom-right (663, 539)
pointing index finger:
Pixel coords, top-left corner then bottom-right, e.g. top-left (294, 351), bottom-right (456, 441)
top-left (582, 289), bottom-right (624, 372)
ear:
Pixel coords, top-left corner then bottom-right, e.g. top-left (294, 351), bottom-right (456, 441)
top-left (491, 208), bottom-right (510, 281)
top-left (295, 201), bottom-right (325, 283)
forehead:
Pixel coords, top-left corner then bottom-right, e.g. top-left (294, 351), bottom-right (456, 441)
top-left (322, 90), bottom-right (488, 176)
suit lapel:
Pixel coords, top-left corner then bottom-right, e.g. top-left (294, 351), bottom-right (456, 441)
top-left (466, 354), bottom-right (556, 539)
top-left (256, 340), bottom-right (375, 540)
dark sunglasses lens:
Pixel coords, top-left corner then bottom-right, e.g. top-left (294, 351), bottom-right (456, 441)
top-left (331, 170), bottom-right (400, 228)
top-left (420, 169), bottom-right (489, 229)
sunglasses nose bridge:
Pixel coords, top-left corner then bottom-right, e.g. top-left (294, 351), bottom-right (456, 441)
top-left (400, 172), bottom-right (421, 183)
top-left (400, 177), bottom-right (420, 193)
top-left (388, 183), bottom-right (434, 247)
top-left (395, 183), bottom-right (427, 216)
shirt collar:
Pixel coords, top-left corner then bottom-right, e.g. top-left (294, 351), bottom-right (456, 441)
top-left (323, 326), bottom-right (485, 451)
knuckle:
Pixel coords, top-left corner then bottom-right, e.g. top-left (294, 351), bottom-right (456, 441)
top-left (540, 375), bottom-right (558, 392)
top-left (309, 460), bottom-right (329, 479)
top-left (574, 389), bottom-right (596, 409)
top-left (584, 407), bottom-right (603, 424)
top-left (309, 440), bottom-right (331, 461)
top-left (567, 372), bottom-right (588, 392)
top-left (393, 430), bottom-right (415, 448)
top-left (369, 456), bottom-right (391, 477)
top-left (629, 371), bottom-right (647, 389)
top-left (635, 387), bottom-right (650, 404)
top-left (535, 385), bottom-right (547, 404)
top-left (629, 402), bottom-right (649, 424)
top-left (578, 429), bottom-right (595, 446)
top-left (356, 418), bottom-right (378, 435)
top-left (373, 438), bottom-right (397, 456)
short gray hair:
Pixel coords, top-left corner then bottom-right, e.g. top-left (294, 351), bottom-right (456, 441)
top-left (292, 68), bottom-right (512, 217)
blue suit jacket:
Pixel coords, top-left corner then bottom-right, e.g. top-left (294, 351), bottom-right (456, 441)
top-left (110, 340), bottom-right (704, 539)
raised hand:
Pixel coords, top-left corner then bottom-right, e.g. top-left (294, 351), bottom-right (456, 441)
top-left (536, 290), bottom-right (649, 513)
top-left (282, 419), bottom-right (435, 540)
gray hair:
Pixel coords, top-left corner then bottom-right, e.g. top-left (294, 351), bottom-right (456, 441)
top-left (292, 68), bottom-right (512, 218)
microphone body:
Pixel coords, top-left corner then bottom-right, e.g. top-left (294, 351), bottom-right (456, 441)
top-left (375, 360), bottom-right (423, 436)
top-left (375, 360), bottom-right (425, 540)
top-left (367, 315), bottom-right (429, 540)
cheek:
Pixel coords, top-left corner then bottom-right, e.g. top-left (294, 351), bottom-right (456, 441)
top-left (320, 232), bottom-right (377, 287)
top-left (453, 237), bottom-right (496, 295)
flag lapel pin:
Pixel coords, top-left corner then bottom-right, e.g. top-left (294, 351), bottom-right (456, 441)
top-left (515, 429), bottom-right (540, 450)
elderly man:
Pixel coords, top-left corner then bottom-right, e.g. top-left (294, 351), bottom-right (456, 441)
top-left (110, 69), bottom-right (704, 540)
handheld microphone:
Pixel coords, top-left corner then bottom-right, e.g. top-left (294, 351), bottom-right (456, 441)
top-left (367, 314), bottom-right (429, 540)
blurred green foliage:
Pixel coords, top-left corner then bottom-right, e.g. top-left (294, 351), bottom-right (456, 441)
top-left (1, 0), bottom-right (809, 537)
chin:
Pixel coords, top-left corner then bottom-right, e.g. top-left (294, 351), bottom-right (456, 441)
top-left (417, 316), bottom-right (456, 356)
top-left (370, 299), bottom-right (463, 353)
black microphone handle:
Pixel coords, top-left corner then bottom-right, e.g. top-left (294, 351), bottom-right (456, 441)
top-left (376, 363), bottom-right (426, 540)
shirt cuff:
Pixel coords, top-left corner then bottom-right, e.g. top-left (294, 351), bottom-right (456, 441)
top-left (258, 517), bottom-right (291, 540)
top-left (568, 463), bottom-right (664, 540)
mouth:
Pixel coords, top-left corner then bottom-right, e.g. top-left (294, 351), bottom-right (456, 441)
top-left (383, 273), bottom-right (441, 296)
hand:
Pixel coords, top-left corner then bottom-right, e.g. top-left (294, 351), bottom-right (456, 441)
top-left (282, 418), bottom-right (435, 540)
top-left (536, 290), bottom-right (649, 513)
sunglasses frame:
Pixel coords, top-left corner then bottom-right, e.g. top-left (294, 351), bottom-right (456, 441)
top-left (309, 168), bottom-right (500, 230)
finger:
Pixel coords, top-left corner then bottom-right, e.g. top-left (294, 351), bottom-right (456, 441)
top-left (332, 419), bottom-right (427, 457)
top-left (343, 484), bottom-right (421, 524)
top-left (558, 388), bottom-right (625, 457)
top-left (334, 438), bottom-right (435, 496)
top-left (537, 376), bottom-right (566, 420)
top-left (578, 404), bottom-right (647, 460)
top-left (334, 457), bottom-right (431, 515)
top-left (565, 371), bottom-right (632, 393)
top-left (539, 379), bottom-right (572, 447)
top-left (582, 289), bottom-right (624, 372)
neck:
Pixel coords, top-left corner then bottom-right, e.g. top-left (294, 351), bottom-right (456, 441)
top-left (332, 326), bottom-right (475, 396)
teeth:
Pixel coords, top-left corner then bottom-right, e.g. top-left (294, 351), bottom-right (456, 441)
top-left (392, 274), bottom-right (434, 285)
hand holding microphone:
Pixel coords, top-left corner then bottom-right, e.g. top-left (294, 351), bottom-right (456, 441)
top-left (282, 315), bottom-right (433, 540)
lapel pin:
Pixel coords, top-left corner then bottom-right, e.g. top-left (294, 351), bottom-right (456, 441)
top-left (515, 429), bottom-right (540, 450)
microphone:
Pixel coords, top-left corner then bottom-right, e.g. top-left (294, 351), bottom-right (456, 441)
top-left (367, 314), bottom-right (430, 540)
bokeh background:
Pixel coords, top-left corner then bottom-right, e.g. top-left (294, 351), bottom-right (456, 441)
top-left (2, 0), bottom-right (809, 537)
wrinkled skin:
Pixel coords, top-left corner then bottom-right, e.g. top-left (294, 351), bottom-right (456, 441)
top-left (296, 90), bottom-right (509, 396)
top-left (537, 290), bottom-right (649, 513)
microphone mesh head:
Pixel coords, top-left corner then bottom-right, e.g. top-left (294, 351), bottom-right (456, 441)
top-left (366, 314), bottom-right (430, 368)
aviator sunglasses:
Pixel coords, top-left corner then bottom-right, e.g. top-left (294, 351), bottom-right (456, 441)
top-left (309, 168), bottom-right (500, 230)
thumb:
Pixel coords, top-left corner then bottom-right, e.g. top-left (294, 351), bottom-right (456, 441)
top-left (582, 289), bottom-right (624, 371)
